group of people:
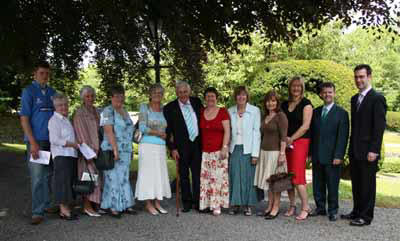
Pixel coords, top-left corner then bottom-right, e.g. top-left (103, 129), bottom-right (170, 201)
top-left (20, 61), bottom-right (386, 228)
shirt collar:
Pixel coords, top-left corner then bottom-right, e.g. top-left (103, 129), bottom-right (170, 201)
top-left (178, 99), bottom-right (191, 107)
top-left (54, 112), bottom-right (67, 120)
top-left (33, 80), bottom-right (48, 89)
top-left (323, 102), bottom-right (335, 112)
top-left (359, 85), bottom-right (372, 97)
top-left (232, 103), bottom-right (250, 114)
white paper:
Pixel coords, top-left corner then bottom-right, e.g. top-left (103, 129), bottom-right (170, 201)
top-left (81, 172), bottom-right (98, 182)
top-left (29, 151), bottom-right (51, 165)
top-left (79, 143), bottom-right (97, 160)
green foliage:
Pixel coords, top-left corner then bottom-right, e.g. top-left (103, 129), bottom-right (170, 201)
top-left (380, 158), bottom-right (400, 173)
top-left (249, 60), bottom-right (356, 111)
top-left (387, 112), bottom-right (400, 132)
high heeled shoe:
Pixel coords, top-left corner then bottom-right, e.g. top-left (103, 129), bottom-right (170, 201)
top-left (84, 209), bottom-right (101, 217)
top-left (265, 211), bottom-right (280, 220)
top-left (59, 212), bottom-right (78, 221)
top-left (155, 207), bottom-right (168, 214)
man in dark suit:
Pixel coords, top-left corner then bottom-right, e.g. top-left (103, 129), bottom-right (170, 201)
top-left (341, 64), bottom-right (387, 226)
top-left (164, 81), bottom-right (203, 212)
top-left (309, 82), bottom-right (349, 222)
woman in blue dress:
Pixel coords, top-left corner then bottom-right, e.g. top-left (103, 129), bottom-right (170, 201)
top-left (100, 85), bottom-right (136, 218)
top-left (135, 83), bottom-right (171, 215)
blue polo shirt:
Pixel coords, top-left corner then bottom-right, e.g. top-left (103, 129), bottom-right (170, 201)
top-left (20, 81), bottom-right (56, 142)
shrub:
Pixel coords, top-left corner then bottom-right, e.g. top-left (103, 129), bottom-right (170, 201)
top-left (387, 111), bottom-right (400, 132)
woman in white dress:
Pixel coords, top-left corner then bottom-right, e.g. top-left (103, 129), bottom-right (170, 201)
top-left (135, 84), bottom-right (171, 215)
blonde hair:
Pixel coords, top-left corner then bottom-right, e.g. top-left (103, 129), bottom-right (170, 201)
top-left (288, 76), bottom-right (305, 101)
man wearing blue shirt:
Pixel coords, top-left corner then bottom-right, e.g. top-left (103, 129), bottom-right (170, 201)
top-left (20, 61), bottom-right (56, 225)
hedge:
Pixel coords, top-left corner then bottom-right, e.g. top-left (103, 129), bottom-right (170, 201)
top-left (387, 111), bottom-right (400, 132)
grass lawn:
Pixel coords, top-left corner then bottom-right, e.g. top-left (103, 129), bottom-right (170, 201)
top-left (0, 143), bottom-right (26, 153)
top-left (384, 131), bottom-right (400, 153)
top-left (307, 175), bottom-right (400, 208)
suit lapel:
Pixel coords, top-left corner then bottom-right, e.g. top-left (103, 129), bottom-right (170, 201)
top-left (173, 99), bottom-right (186, 125)
top-left (357, 89), bottom-right (374, 112)
top-left (326, 104), bottom-right (337, 122)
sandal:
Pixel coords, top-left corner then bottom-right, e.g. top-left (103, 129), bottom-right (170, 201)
top-left (284, 205), bottom-right (296, 217)
top-left (295, 209), bottom-right (311, 221)
top-left (244, 207), bottom-right (252, 216)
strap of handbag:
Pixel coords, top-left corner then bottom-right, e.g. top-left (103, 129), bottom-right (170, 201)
top-left (98, 107), bottom-right (116, 149)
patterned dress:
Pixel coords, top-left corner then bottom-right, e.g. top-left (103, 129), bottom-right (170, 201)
top-left (73, 105), bottom-right (102, 204)
top-left (199, 108), bottom-right (230, 210)
top-left (100, 105), bottom-right (135, 212)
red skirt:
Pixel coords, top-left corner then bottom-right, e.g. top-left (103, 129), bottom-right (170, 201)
top-left (286, 138), bottom-right (310, 185)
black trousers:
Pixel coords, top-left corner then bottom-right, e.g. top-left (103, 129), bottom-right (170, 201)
top-left (178, 138), bottom-right (202, 209)
top-left (53, 156), bottom-right (77, 205)
top-left (312, 161), bottom-right (341, 215)
top-left (350, 159), bottom-right (377, 222)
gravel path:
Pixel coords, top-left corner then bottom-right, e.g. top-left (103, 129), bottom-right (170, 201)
top-left (1, 151), bottom-right (399, 241)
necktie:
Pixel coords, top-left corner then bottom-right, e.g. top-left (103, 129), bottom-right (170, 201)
top-left (182, 103), bottom-right (197, 141)
top-left (356, 94), bottom-right (363, 111)
top-left (321, 107), bottom-right (328, 121)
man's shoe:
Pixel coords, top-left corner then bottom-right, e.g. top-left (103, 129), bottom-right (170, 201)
top-left (309, 209), bottom-right (327, 217)
top-left (350, 218), bottom-right (371, 226)
top-left (340, 212), bottom-right (357, 220)
top-left (44, 207), bottom-right (59, 214)
top-left (182, 207), bottom-right (191, 213)
top-left (198, 208), bottom-right (212, 214)
top-left (329, 214), bottom-right (338, 222)
top-left (31, 216), bottom-right (44, 225)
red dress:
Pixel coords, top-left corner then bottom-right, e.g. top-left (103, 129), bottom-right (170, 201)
top-left (199, 108), bottom-right (230, 210)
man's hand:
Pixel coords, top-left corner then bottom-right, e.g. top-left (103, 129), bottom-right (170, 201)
top-left (171, 149), bottom-right (180, 161)
top-left (332, 159), bottom-right (342, 165)
top-left (30, 141), bottom-right (40, 160)
top-left (367, 152), bottom-right (378, 162)
top-left (251, 157), bottom-right (258, 165)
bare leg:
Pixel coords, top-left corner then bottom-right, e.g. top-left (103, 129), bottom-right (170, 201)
top-left (295, 184), bottom-right (311, 220)
top-left (60, 204), bottom-right (71, 216)
top-left (265, 190), bottom-right (273, 213)
top-left (284, 188), bottom-right (296, 216)
top-left (145, 200), bottom-right (157, 214)
top-left (270, 192), bottom-right (281, 216)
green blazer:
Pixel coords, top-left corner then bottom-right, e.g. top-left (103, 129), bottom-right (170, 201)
top-left (310, 104), bottom-right (349, 165)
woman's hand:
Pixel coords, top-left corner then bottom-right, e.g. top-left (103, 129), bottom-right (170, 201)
top-left (286, 137), bottom-right (293, 145)
top-left (219, 147), bottom-right (228, 160)
top-left (278, 153), bottom-right (286, 166)
top-left (251, 157), bottom-right (258, 165)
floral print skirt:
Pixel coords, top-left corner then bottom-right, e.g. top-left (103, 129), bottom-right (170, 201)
top-left (101, 151), bottom-right (134, 212)
top-left (199, 150), bottom-right (229, 210)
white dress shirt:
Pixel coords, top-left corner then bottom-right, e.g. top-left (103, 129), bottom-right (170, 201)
top-left (357, 85), bottom-right (372, 106)
top-left (236, 113), bottom-right (244, 145)
top-left (322, 102), bottom-right (335, 116)
top-left (178, 99), bottom-right (199, 139)
top-left (48, 112), bottom-right (78, 158)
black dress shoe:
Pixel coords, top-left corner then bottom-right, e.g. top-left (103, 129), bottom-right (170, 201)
top-left (350, 218), bottom-right (371, 226)
top-left (265, 211), bottom-right (279, 220)
top-left (340, 212), bottom-right (357, 220)
top-left (198, 208), bottom-right (212, 214)
top-left (329, 214), bottom-right (338, 222)
top-left (309, 209), bottom-right (327, 217)
top-left (182, 207), bottom-right (191, 213)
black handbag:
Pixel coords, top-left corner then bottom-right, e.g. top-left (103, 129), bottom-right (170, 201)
top-left (96, 149), bottom-right (114, 170)
top-left (73, 160), bottom-right (95, 195)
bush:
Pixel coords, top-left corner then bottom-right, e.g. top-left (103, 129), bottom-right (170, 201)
top-left (380, 158), bottom-right (400, 173)
top-left (387, 111), bottom-right (400, 132)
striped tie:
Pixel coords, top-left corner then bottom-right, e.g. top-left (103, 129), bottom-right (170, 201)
top-left (182, 104), bottom-right (196, 141)
top-left (321, 107), bottom-right (328, 121)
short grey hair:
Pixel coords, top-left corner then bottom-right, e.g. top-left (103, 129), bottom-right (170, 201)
top-left (175, 81), bottom-right (191, 91)
top-left (80, 85), bottom-right (96, 101)
top-left (149, 83), bottom-right (164, 95)
top-left (52, 92), bottom-right (68, 106)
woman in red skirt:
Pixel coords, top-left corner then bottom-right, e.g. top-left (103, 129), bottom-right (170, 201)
top-left (281, 76), bottom-right (313, 220)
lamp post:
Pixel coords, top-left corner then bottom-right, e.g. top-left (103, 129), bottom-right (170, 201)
top-left (149, 18), bottom-right (162, 83)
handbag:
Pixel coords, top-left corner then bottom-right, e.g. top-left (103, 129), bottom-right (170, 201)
top-left (73, 159), bottom-right (95, 195)
top-left (266, 165), bottom-right (294, 193)
top-left (133, 121), bottom-right (142, 144)
top-left (96, 149), bottom-right (114, 170)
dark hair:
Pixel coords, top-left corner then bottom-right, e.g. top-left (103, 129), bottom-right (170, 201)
top-left (33, 61), bottom-right (50, 71)
top-left (354, 64), bottom-right (372, 76)
top-left (263, 90), bottom-right (281, 115)
top-left (203, 87), bottom-right (219, 99)
top-left (319, 82), bottom-right (336, 92)
top-left (110, 84), bottom-right (125, 97)
top-left (233, 86), bottom-right (250, 102)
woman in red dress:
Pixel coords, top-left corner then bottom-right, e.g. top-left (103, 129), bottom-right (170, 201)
top-left (199, 87), bottom-right (230, 216)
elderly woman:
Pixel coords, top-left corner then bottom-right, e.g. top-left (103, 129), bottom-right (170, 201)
top-left (135, 83), bottom-right (171, 215)
top-left (254, 90), bottom-right (288, 219)
top-left (100, 85), bottom-right (136, 218)
top-left (48, 93), bottom-right (79, 220)
top-left (281, 77), bottom-right (313, 220)
top-left (72, 85), bottom-right (102, 217)
top-left (199, 87), bottom-right (230, 216)
top-left (228, 86), bottom-right (261, 216)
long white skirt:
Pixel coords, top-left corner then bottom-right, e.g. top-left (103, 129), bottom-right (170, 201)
top-left (254, 150), bottom-right (287, 191)
top-left (135, 143), bottom-right (171, 200)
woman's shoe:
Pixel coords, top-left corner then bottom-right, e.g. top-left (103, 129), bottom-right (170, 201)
top-left (155, 207), bottom-right (168, 214)
top-left (284, 205), bottom-right (296, 217)
top-left (146, 207), bottom-right (159, 216)
top-left (295, 209), bottom-right (311, 221)
top-left (228, 206), bottom-right (240, 215)
top-left (265, 211), bottom-right (280, 220)
top-left (109, 211), bottom-right (122, 219)
top-left (84, 209), bottom-right (101, 217)
top-left (125, 208), bottom-right (138, 215)
top-left (59, 212), bottom-right (78, 221)
top-left (213, 209), bottom-right (221, 216)
top-left (244, 207), bottom-right (252, 216)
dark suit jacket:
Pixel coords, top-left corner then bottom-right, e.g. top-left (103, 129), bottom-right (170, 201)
top-left (311, 104), bottom-right (349, 165)
top-left (349, 88), bottom-right (387, 161)
top-left (163, 97), bottom-right (203, 151)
